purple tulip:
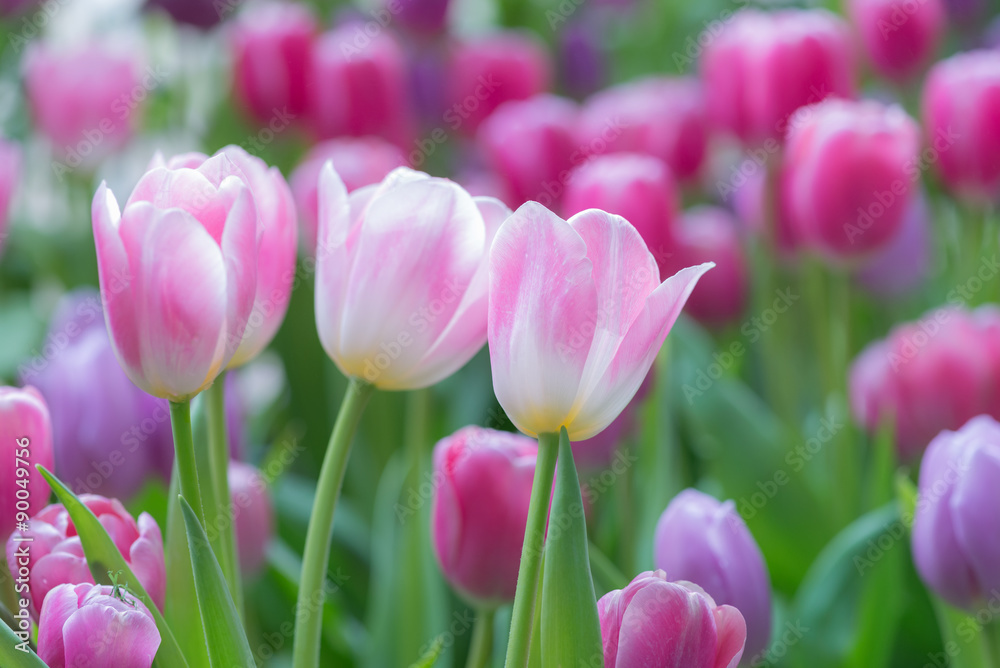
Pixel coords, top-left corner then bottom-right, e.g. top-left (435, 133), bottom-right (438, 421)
top-left (558, 20), bottom-right (606, 98)
top-left (228, 461), bottom-right (273, 576)
top-left (854, 192), bottom-right (931, 298)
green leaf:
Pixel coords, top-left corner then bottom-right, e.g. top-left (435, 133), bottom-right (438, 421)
top-left (408, 636), bottom-right (444, 668)
top-left (38, 466), bottom-right (189, 668)
top-left (178, 496), bottom-right (255, 668)
top-left (540, 427), bottom-right (603, 666)
top-left (0, 615), bottom-right (47, 667)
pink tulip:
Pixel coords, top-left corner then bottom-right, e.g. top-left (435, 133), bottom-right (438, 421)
top-left (37, 583), bottom-right (160, 668)
top-left (290, 137), bottom-right (408, 253)
top-left (701, 9), bottom-right (855, 144)
top-left (6, 495), bottom-right (165, 616)
top-left (780, 99), bottom-right (920, 257)
top-left (316, 165), bottom-right (510, 389)
top-left (576, 77), bottom-right (708, 181)
top-left (228, 461), bottom-right (273, 576)
top-left (477, 94), bottom-right (578, 209)
top-left (92, 152), bottom-right (259, 400)
top-left (445, 31), bottom-right (552, 136)
top-left (0, 138), bottom-right (20, 257)
top-left (308, 25), bottom-right (413, 148)
top-left (599, 570), bottom-right (746, 668)
top-left (922, 50), bottom-right (1000, 203)
top-left (562, 153), bottom-right (678, 279)
top-left (24, 43), bottom-right (141, 166)
top-left (0, 386), bottom-right (54, 543)
top-left (848, 0), bottom-right (945, 81)
top-left (230, 2), bottom-right (316, 127)
top-left (430, 426), bottom-right (537, 606)
top-left (488, 201), bottom-right (712, 440)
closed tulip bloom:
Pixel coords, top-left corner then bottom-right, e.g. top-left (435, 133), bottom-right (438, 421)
top-left (6, 495), bottom-right (165, 616)
top-left (445, 32), bottom-right (552, 136)
top-left (576, 77), bottom-right (708, 181)
top-left (228, 461), bottom-right (273, 576)
top-left (701, 9), bottom-right (855, 144)
top-left (488, 201), bottom-right (712, 440)
top-left (431, 426), bottom-right (537, 605)
top-left (780, 99), bottom-right (920, 257)
top-left (92, 152), bottom-right (259, 400)
top-left (0, 386), bottom-right (54, 542)
top-left (848, 0), bottom-right (944, 81)
top-left (922, 51), bottom-right (1000, 203)
top-left (37, 583), bottom-right (160, 668)
top-left (230, 2), bottom-right (315, 126)
top-left (0, 137), bottom-right (20, 256)
top-left (654, 489), bottom-right (772, 659)
top-left (599, 570), bottom-right (746, 668)
top-left (290, 137), bottom-right (407, 253)
top-left (316, 165), bottom-right (510, 389)
top-left (562, 153), bottom-right (678, 279)
top-left (855, 192), bottom-right (931, 298)
top-left (477, 94), bottom-right (578, 209)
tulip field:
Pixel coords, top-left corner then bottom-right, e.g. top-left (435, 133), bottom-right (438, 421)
top-left (3, 0), bottom-right (1000, 665)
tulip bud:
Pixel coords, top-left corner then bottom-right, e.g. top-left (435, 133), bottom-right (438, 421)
top-left (228, 461), bottom-right (273, 576)
top-left (654, 489), bottom-right (772, 659)
top-left (780, 99), bottom-right (920, 258)
top-left (230, 2), bottom-right (315, 127)
top-left (922, 50), bottom-right (1000, 204)
top-left (477, 94), bottom-right (578, 209)
top-left (847, 0), bottom-right (944, 81)
top-left (854, 192), bottom-right (931, 298)
top-left (6, 495), bottom-right (165, 617)
top-left (599, 570), bottom-right (747, 668)
top-left (0, 137), bottom-right (20, 257)
top-left (430, 426), bottom-right (537, 605)
top-left (0, 386), bottom-right (54, 542)
top-left (576, 77), bottom-right (708, 181)
top-left (37, 582), bottom-right (160, 668)
top-left (701, 9), bottom-right (855, 144)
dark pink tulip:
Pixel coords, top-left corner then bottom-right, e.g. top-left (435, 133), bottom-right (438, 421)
top-left (0, 386), bottom-right (54, 542)
top-left (477, 94), bottom-right (578, 209)
top-left (445, 31), bottom-right (552, 136)
top-left (289, 137), bottom-right (407, 253)
top-left (599, 570), bottom-right (746, 668)
top-left (847, 0), bottom-right (945, 81)
top-left (576, 77), bottom-right (708, 181)
top-left (308, 25), bottom-right (414, 148)
top-left (0, 137), bottom-right (20, 257)
top-left (431, 426), bottom-right (537, 606)
top-left (654, 489), bottom-right (772, 659)
top-left (700, 9), bottom-right (855, 144)
top-left (230, 2), bottom-right (315, 127)
top-left (780, 99), bottom-right (920, 257)
top-left (6, 495), bottom-right (165, 617)
top-left (228, 461), bottom-right (273, 576)
top-left (37, 583), bottom-right (160, 668)
top-left (922, 50), bottom-right (1000, 203)
top-left (854, 192), bottom-right (931, 298)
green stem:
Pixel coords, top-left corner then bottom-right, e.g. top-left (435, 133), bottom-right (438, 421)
top-left (984, 620), bottom-right (1000, 668)
top-left (504, 432), bottom-right (560, 668)
top-left (292, 378), bottom-right (374, 668)
top-left (170, 400), bottom-right (206, 526)
top-left (466, 609), bottom-right (495, 668)
top-left (205, 376), bottom-right (242, 612)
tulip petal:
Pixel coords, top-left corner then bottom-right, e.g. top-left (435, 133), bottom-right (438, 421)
top-left (951, 444), bottom-right (1000, 601)
top-left (713, 604), bottom-right (747, 668)
top-left (219, 179), bottom-right (260, 366)
top-left (616, 580), bottom-right (716, 668)
top-left (315, 163), bottom-right (356, 364)
top-left (36, 584), bottom-right (81, 668)
top-left (62, 598), bottom-right (160, 667)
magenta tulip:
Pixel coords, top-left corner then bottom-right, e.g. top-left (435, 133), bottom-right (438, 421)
top-left (393, 0), bottom-right (450, 34)
top-left (847, 0), bottom-right (944, 81)
top-left (701, 9), bottom-right (855, 144)
top-left (0, 386), bottom-right (54, 543)
top-left (488, 201), bottom-right (711, 440)
top-left (315, 165), bottom-right (510, 389)
top-left (228, 461), bottom-right (273, 576)
top-left (431, 426), bottom-right (537, 606)
top-left (6, 495), bottom-right (165, 616)
top-left (91, 152), bottom-right (259, 400)
top-left (0, 137), bottom-right (20, 256)
top-left (37, 582), bottom-right (160, 668)
top-left (599, 570), bottom-right (746, 668)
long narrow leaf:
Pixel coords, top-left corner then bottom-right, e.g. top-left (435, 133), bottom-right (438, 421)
top-left (0, 615), bottom-right (47, 668)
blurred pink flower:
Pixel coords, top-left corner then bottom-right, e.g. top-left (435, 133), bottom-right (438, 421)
top-left (228, 461), bottom-right (273, 576)
top-left (848, 0), bottom-right (945, 81)
top-left (0, 386), bottom-right (54, 543)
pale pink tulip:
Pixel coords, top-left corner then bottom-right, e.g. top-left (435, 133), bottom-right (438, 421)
top-left (0, 386), bottom-right (54, 542)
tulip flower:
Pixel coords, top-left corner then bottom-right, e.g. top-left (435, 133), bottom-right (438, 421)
top-left (290, 137), bottom-right (408, 253)
top-left (922, 50), bottom-right (1000, 203)
top-left (558, 21), bottom-right (606, 98)
top-left (847, 0), bottom-right (944, 81)
top-left (654, 489), bottom-right (772, 659)
top-left (392, 0), bottom-right (450, 34)
top-left (562, 153), bottom-right (679, 279)
top-left (228, 461), bottom-right (273, 576)
top-left (6, 495), bottom-right (165, 616)
top-left (0, 137), bottom-right (20, 257)
top-left (430, 426), bottom-right (537, 606)
top-left (700, 9), bottom-right (855, 144)
top-left (576, 77), bottom-right (708, 181)
top-left (37, 582), bottom-right (160, 668)
top-left (0, 386), bottom-right (54, 542)
top-left (488, 201), bottom-right (712, 441)
top-left (854, 192), bottom-right (931, 298)
top-left (599, 570), bottom-right (747, 668)
top-left (912, 415), bottom-right (1000, 610)
top-left (230, 2), bottom-right (315, 127)
top-left (92, 151), bottom-right (259, 400)
top-left (780, 99), bottom-right (920, 257)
